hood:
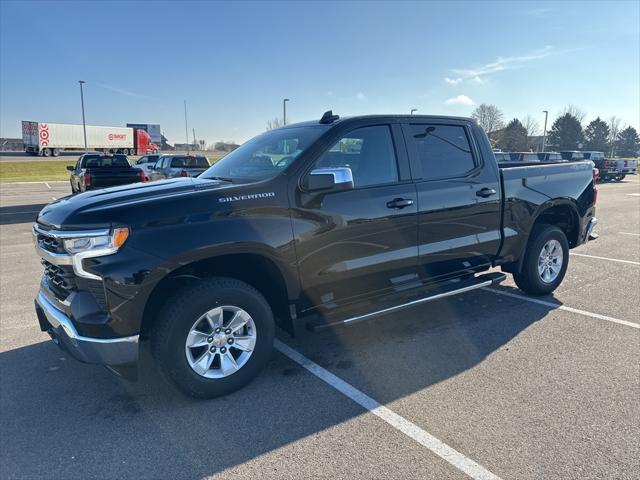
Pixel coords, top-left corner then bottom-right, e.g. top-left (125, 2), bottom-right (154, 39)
top-left (37, 177), bottom-right (232, 229)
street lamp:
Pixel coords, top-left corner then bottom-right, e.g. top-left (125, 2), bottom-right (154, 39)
top-left (283, 98), bottom-right (290, 125)
top-left (541, 110), bottom-right (549, 152)
top-left (184, 100), bottom-right (189, 151)
top-left (78, 81), bottom-right (88, 153)
top-left (410, 108), bottom-right (418, 115)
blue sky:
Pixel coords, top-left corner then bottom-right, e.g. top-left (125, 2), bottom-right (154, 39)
top-left (1, 1), bottom-right (638, 144)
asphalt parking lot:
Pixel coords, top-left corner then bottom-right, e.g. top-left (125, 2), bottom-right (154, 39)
top-left (1, 177), bottom-right (638, 479)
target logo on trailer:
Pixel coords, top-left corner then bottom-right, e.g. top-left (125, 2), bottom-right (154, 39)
top-left (108, 133), bottom-right (126, 141)
top-left (39, 124), bottom-right (50, 146)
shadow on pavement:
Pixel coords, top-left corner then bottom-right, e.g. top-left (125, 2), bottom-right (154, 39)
top-left (0, 291), bottom-right (555, 479)
top-left (0, 204), bottom-right (46, 225)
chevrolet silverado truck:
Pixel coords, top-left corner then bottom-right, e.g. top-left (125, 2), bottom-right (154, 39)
top-left (68, 153), bottom-right (148, 193)
top-left (34, 112), bottom-right (598, 398)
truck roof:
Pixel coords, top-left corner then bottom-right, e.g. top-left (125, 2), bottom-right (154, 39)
top-left (282, 114), bottom-right (476, 129)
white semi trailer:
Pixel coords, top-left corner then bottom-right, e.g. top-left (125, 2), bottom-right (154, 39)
top-left (22, 121), bottom-right (158, 156)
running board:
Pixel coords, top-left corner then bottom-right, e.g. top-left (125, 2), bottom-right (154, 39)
top-left (307, 272), bottom-right (506, 331)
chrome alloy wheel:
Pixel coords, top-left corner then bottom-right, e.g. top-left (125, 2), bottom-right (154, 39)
top-left (185, 306), bottom-right (257, 379)
top-left (537, 239), bottom-right (563, 283)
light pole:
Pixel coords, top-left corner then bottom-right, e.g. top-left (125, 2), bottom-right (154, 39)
top-left (184, 100), bottom-right (189, 152)
top-left (78, 81), bottom-right (88, 153)
top-left (410, 108), bottom-right (418, 115)
top-left (541, 110), bottom-right (549, 152)
top-left (283, 98), bottom-right (290, 125)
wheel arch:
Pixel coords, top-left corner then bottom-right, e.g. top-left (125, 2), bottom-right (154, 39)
top-left (530, 199), bottom-right (581, 248)
top-left (140, 252), bottom-right (296, 338)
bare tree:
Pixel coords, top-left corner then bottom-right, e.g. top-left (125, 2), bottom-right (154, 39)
top-left (607, 116), bottom-right (622, 156)
top-left (471, 104), bottom-right (504, 134)
top-left (559, 105), bottom-right (586, 124)
top-left (521, 115), bottom-right (541, 137)
top-left (266, 117), bottom-right (284, 130)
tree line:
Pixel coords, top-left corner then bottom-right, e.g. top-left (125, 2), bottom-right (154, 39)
top-left (471, 104), bottom-right (640, 157)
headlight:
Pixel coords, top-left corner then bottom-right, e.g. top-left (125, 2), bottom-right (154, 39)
top-left (63, 227), bottom-right (129, 254)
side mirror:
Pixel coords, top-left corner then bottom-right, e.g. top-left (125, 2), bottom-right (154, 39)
top-left (66, 166), bottom-right (74, 171)
top-left (306, 167), bottom-right (354, 192)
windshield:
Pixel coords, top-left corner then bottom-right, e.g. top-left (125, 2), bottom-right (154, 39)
top-left (200, 126), bottom-right (325, 182)
top-left (81, 155), bottom-right (129, 168)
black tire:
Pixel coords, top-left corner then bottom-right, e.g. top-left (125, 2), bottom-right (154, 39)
top-left (513, 224), bottom-right (569, 296)
top-left (52, 148), bottom-right (60, 157)
top-left (151, 277), bottom-right (275, 398)
top-left (42, 148), bottom-right (51, 157)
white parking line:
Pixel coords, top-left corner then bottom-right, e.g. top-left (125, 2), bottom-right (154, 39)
top-left (570, 252), bottom-right (640, 266)
top-left (44, 182), bottom-right (51, 189)
top-left (486, 288), bottom-right (640, 329)
top-left (619, 232), bottom-right (640, 236)
top-left (627, 193), bottom-right (640, 197)
top-left (274, 339), bottom-right (503, 480)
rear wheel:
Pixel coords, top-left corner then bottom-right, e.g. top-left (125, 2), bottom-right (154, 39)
top-left (52, 148), bottom-right (60, 157)
top-left (513, 224), bottom-right (569, 295)
top-left (42, 148), bottom-right (51, 157)
top-left (151, 277), bottom-right (275, 398)
top-left (615, 174), bottom-right (626, 181)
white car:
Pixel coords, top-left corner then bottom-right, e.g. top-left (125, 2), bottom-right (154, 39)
top-left (133, 154), bottom-right (161, 174)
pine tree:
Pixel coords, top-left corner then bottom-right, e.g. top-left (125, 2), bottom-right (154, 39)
top-left (497, 119), bottom-right (528, 151)
top-left (584, 117), bottom-right (610, 152)
top-left (547, 113), bottom-right (584, 150)
top-left (615, 127), bottom-right (640, 157)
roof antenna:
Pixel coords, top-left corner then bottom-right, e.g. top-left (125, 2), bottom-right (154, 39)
top-left (319, 110), bottom-right (340, 124)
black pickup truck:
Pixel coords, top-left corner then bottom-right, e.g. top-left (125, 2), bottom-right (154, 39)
top-left (34, 113), bottom-right (598, 398)
top-left (68, 153), bottom-right (148, 193)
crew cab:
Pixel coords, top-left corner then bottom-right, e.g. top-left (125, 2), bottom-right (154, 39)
top-left (149, 154), bottom-right (210, 180)
top-left (67, 154), bottom-right (148, 194)
top-left (34, 112), bottom-right (598, 398)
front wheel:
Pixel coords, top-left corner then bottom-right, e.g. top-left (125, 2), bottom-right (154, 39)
top-left (513, 224), bottom-right (569, 296)
top-left (151, 277), bottom-right (275, 398)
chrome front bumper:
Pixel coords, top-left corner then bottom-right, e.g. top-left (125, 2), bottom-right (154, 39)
top-left (35, 291), bottom-right (139, 366)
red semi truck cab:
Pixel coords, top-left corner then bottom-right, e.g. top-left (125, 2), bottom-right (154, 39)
top-left (134, 129), bottom-right (159, 155)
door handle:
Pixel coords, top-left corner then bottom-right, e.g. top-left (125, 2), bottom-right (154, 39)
top-left (386, 198), bottom-right (414, 209)
top-left (476, 187), bottom-right (497, 198)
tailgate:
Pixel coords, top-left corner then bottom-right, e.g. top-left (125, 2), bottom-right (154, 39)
top-left (90, 168), bottom-right (141, 188)
top-left (183, 168), bottom-right (208, 177)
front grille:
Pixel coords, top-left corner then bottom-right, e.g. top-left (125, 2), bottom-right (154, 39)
top-left (36, 231), bottom-right (65, 254)
top-left (42, 259), bottom-right (77, 301)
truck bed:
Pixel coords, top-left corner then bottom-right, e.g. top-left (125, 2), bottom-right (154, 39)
top-left (497, 160), bottom-right (596, 264)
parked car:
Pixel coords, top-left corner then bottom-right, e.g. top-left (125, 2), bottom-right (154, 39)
top-left (493, 152), bottom-right (511, 163)
top-left (537, 152), bottom-right (566, 162)
top-left (67, 153), bottom-right (148, 193)
top-left (608, 158), bottom-right (637, 181)
top-left (149, 154), bottom-right (210, 180)
top-left (133, 154), bottom-right (161, 174)
top-left (35, 112), bottom-right (598, 398)
top-left (508, 152), bottom-right (541, 163)
top-left (560, 151), bottom-right (585, 161)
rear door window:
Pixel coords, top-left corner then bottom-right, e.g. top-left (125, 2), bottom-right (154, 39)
top-left (409, 124), bottom-right (476, 180)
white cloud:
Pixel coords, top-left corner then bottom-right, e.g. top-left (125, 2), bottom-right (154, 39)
top-left (444, 95), bottom-right (475, 106)
top-left (445, 77), bottom-right (462, 85)
top-left (523, 7), bottom-right (554, 17)
top-left (94, 82), bottom-right (154, 100)
top-left (445, 46), bottom-right (563, 85)
top-left (355, 92), bottom-right (366, 101)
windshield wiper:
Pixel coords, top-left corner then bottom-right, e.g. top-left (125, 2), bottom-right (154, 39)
top-left (205, 176), bottom-right (234, 183)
